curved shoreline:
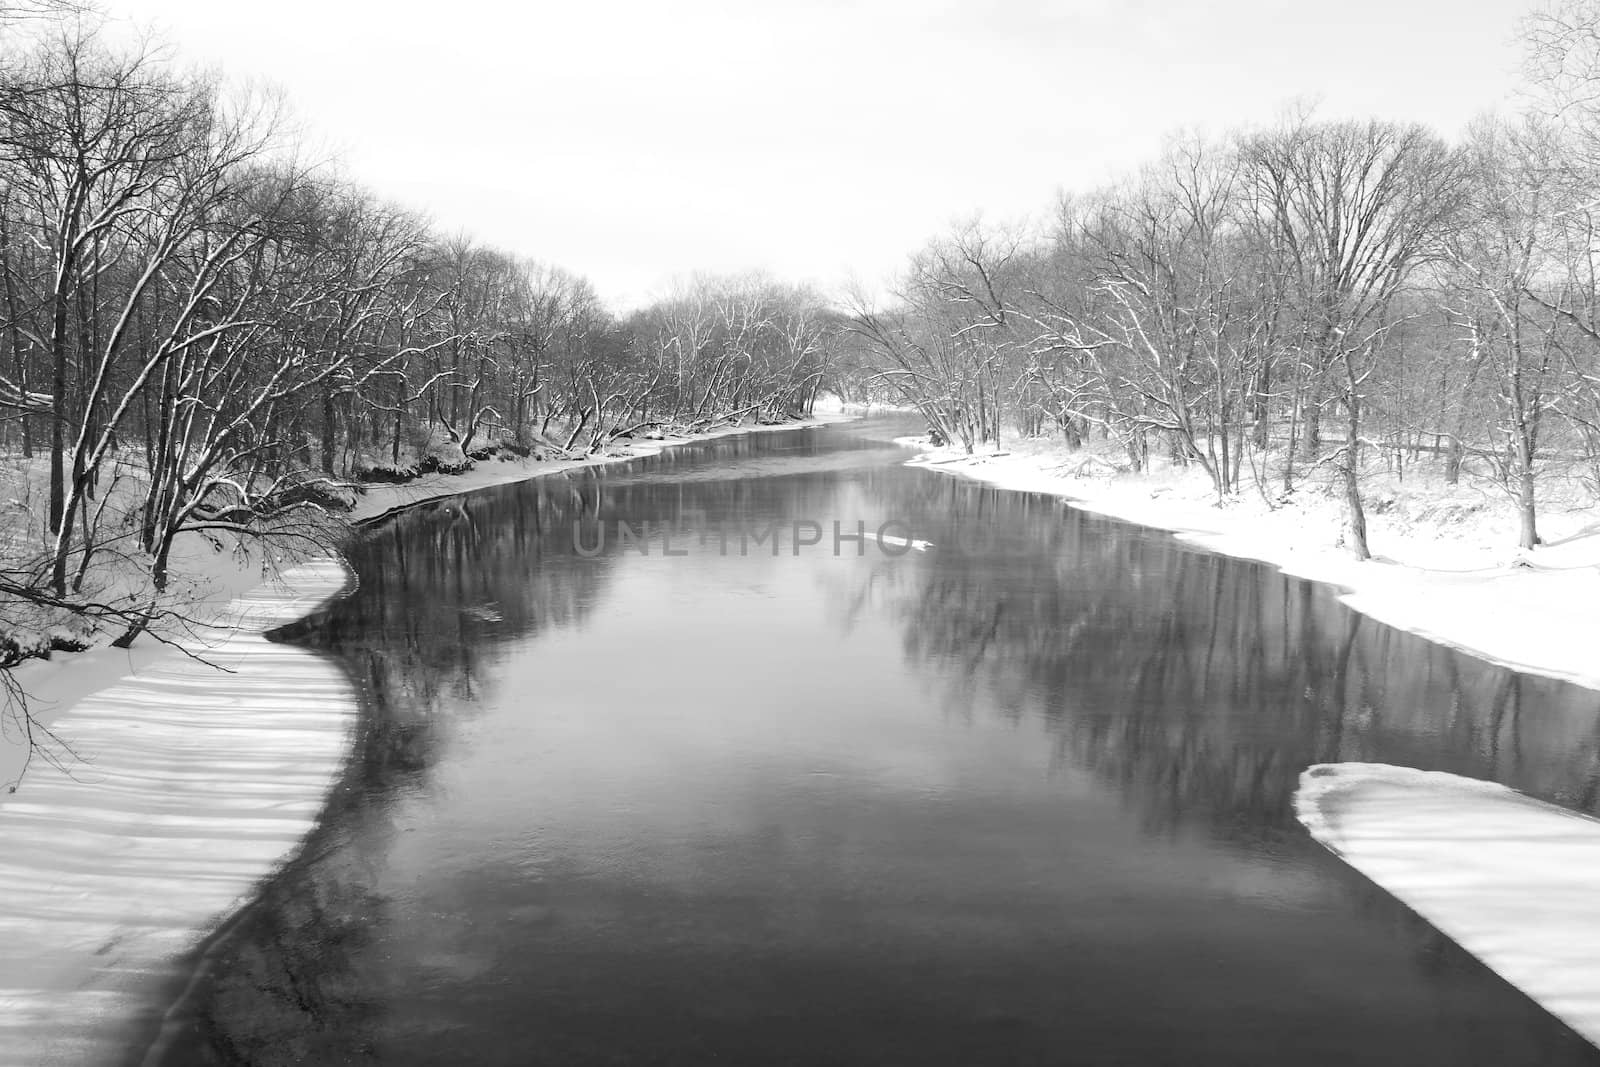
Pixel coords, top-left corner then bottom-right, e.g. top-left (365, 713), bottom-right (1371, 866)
top-left (901, 446), bottom-right (1600, 695)
top-left (0, 414), bottom-right (856, 1065)
top-left (1297, 763), bottom-right (1600, 1050)
top-left (0, 559), bottom-right (358, 1067)
top-left (12, 417), bottom-right (1582, 1061)
top-left (916, 446), bottom-right (1600, 1049)
top-left (346, 413), bottom-right (861, 527)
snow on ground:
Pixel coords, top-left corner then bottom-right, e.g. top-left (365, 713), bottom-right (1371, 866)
top-left (347, 413), bottom-right (859, 524)
top-left (1297, 764), bottom-right (1600, 1048)
top-left (926, 437), bottom-right (1600, 1046)
top-left (0, 558), bottom-right (354, 1067)
top-left (4, 413), bottom-right (860, 786)
top-left (811, 394), bottom-right (914, 417)
top-left (0, 412), bottom-right (857, 1065)
top-left (900, 437), bottom-right (1600, 693)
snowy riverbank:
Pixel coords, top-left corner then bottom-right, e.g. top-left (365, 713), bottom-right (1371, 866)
top-left (0, 412), bottom-right (855, 1066)
top-left (3, 412), bottom-right (858, 789)
top-left (0, 558), bottom-right (356, 1066)
top-left (901, 438), bottom-right (1600, 694)
top-left (909, 438), bottom-right (1600, 1051)
top-left (346, 412), bottom-right (858, 525)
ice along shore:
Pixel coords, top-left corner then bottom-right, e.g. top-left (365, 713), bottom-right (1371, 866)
top-left (902, 439), bottom-right (1600, 1053)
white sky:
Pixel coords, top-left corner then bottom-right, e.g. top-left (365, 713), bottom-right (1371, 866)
top-left (97, 0), bottom-right (1534, 311)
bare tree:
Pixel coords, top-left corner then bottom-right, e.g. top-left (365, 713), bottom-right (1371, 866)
top-left (1440, 115), bottom-right (1572, 550)
top-left (1243, 117), bottom-right (1467, 558)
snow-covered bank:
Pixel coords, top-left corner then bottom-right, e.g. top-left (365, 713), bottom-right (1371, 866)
top-left (3, 414), bottom-right (855, 792)
top-left (347, 412), bottom-right (859, 524)
top-left (0, 558), bottom-right (355, 1067)
top-left (3, 413), bottom-right (859, 787)
top-left (0, 412), bottom-right (858, 1064)
top-left (1296, 764), bottom-right (1600, 1048)
top-left (901, 439), bottom-right (1600, 693)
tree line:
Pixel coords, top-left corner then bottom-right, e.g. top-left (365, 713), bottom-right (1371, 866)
top-left (0, 27), bottom-right (840, 661)
top-left (8, 0), bottom-right (1595, 670)
top-left (845, 1), bottom-right (1600, 560)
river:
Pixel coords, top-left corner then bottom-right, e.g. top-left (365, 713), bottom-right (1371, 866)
top-left (159, 418), bottom-right (1600, 1065)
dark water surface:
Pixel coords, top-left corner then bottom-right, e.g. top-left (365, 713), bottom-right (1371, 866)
top-left (166, 420), bottom-right (1600, 1065)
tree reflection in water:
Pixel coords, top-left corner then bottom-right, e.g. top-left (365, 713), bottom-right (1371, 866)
top-left (834, 474), bottom-right (1600, 835)
top-left (172, 427), bottom-right (903, 1064)
top-left (165, 426), bottom-right (1600, 1065)
top-left (176, 475), bottom-right (627, 1064)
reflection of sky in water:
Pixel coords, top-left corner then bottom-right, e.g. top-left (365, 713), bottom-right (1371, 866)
top-left (171, 421), bottom-right (1600, 1067)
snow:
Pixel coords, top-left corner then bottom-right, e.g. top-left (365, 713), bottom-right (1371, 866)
top-left (914, 438), bottom-right (1600, 1045)
top-left (1296, 763), bottom-right (1600, 1048)
top-left (900, 438), bottom-right (1600, 693)
top-left (347, 413), bottom-right (858, 524)
top-left (0, 411), bottom-right (859, 1065)
top-left (811, 393), bottom-right (915, 416)
top-left (2, 413), bottom-right (860, 786)
top-left (0, 558), bottom-right (355, 1067)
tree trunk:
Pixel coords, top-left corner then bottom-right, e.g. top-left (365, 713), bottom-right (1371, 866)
top-left (392, 403), bottom-right (405, 466)
top-left (1282, 401), bottom-right (1298, 492)
top-left (1342, 396), bottom-right (1370, 560)
top-left (1302, 402), bottom-right (1320, 460)
top-left (1, 210), bottom-right (31, 460)
top-left (1251, 358), bottom-right (1271, 450)
top-left (48, 274), bottom-right (69, 544)
top-left (321, 384), bottom-right (336, 476)
top-left (1443, 436), bottom-right (1463, 485)
top-left (1513, 432), bottom-right (1540, 551)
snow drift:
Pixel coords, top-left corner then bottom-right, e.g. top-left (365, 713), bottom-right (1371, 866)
top-left (0, 558), bottom-right (356, 1066)
top-left (1297, 762), bottom-right (1600, 1049)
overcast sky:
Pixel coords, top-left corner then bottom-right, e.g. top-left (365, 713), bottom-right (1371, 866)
top-left (99, 0), bottom-right (1534, 310)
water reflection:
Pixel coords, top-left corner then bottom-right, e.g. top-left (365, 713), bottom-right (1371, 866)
top-left (176, 476), bottom-right (636, 1063)
top-left (164, 423), bottom-right (1600, 1066)
top-left (848, 473), bottom-right (1600, 841)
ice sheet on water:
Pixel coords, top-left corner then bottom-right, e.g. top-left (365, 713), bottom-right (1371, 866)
top-left (1296, 762), bottom-right (1600, 1049)
top-left (0, 558), bottom-right (357, 1066)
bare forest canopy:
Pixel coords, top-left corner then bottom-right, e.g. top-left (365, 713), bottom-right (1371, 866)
top-left (4, 0), bottom-right (1600, 673)
top-left (0, 26), bottom-right (840, 665)
top-left (840, 1), bottom-right (1600, 561)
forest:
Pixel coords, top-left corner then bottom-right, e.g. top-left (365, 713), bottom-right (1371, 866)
top-left (7, 0), bottom-right (1600, 671)
top-left (844, 2), bottom-right (1600, 561)
top-left (0, 22), bottom-right (840, 665)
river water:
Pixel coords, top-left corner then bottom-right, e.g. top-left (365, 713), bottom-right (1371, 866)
top-left (162, 419), bottom-right (1600, 1065)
